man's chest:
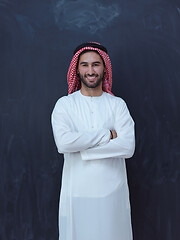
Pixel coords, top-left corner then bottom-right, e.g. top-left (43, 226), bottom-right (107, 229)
top-left (67, 100), bottom-right (115, 131)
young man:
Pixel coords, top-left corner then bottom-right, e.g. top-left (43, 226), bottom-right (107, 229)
top-left (51, 42), bottom-right (135, 240)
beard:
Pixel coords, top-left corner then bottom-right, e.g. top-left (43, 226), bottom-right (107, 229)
top-left (79, 73), bottom-right (104, 89)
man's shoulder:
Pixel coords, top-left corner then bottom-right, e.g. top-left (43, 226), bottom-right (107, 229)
top-left (104, 92), bottom-right (126, 106)
top-left (54, 91), bottom-right (79, 107)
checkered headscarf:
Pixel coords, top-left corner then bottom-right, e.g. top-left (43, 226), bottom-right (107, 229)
top-left (67, 42), bottom-right (113, 95)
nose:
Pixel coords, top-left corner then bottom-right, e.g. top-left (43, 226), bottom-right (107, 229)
top-left (87, 66), bottom-right (95, 75)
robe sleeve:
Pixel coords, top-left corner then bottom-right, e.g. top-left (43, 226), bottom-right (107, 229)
top-left (51, 97), bottom-right (111, 153)
top-left (80, 99), bottom-right (135, 160)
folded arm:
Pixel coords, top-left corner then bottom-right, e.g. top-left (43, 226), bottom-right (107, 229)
top-left (51, 98), bottom-right (111, 153)
top-left (80, 100), bottom-right (135, 160)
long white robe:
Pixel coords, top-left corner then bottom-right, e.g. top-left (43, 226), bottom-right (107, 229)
top-left (51, 90), bottom-right (135, 240)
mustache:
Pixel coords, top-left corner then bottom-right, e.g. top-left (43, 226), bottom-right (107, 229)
top-left (85, 74), bottom-right (98, 77)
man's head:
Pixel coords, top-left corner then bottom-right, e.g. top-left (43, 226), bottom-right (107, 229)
top-left (67, 42), bottom-right (113, 95)
top-left (77, 50), bottom-right (106, 90)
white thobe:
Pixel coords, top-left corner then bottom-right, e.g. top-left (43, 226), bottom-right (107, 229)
top-left (51, 90), bottom-right (135, 240)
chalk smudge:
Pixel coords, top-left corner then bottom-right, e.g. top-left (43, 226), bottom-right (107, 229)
top-left (177, 7), bottom-right (180, 15)
top-left (53, 0), bottom-right (120, 33)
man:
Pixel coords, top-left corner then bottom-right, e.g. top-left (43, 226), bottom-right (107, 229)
top-left (51, 42), bottom-right (135, 240)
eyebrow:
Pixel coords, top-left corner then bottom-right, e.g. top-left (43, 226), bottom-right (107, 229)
top-left (79, 61), bottom-right (102, 65)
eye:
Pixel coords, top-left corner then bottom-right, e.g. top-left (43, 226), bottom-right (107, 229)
top-left (93, 63), bottom-right (100, 67)
top-left (81, 63), bottom-right (88, 67)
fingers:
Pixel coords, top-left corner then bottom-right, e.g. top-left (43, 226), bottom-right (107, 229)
top-left (111, 130), bottom-right (117, 139)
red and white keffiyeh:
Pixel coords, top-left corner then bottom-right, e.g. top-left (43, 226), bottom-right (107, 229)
top-left (67, 42), bottom-right (113, 95)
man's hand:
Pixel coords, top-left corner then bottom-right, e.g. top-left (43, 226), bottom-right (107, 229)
top-left (110, 130), bottom-right (117, 139)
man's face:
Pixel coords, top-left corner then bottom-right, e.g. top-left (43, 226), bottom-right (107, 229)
top-left (77, 51), bottom-right (106, 89)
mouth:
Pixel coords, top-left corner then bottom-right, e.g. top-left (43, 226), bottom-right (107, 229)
top-left (86, 75), bottom-right (98, 81)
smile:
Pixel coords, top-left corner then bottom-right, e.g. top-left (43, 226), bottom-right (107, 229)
top-left (86, 75), bottom-right (98, 81)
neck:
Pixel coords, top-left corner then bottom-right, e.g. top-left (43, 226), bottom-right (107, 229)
top-left (80, 84), bottom-right (103, 97)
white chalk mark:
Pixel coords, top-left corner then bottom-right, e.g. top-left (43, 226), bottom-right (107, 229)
top-left (177, 7), bottom-right (180, 15)
top-left (53, 0), bottom-right (120, 33)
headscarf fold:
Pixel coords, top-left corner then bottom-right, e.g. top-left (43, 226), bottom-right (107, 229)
top-left (67, 42), bottom-right (113, 95)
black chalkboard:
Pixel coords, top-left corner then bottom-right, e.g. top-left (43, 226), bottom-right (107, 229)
top-left (0, 0), bottom-right (180, 239)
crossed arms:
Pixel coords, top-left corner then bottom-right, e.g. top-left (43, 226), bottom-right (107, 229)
top-left (51, 98), bottom-right (135, 160)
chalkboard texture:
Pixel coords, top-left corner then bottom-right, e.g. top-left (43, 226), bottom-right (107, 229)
top-left (0, 0), bottom-right (180, 239)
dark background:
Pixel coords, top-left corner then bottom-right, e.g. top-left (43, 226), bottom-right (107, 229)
top-left (0, 0), bottom-right (180, 239)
